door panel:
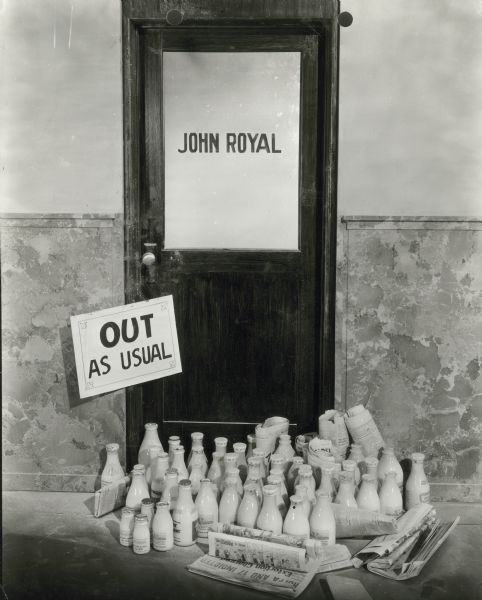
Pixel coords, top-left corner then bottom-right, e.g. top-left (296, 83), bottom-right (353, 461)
top-left (124, 15), bottom-right (338, 466)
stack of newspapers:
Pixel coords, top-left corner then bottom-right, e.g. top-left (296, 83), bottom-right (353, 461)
top-left (352, 504), bottom-right (459, 580)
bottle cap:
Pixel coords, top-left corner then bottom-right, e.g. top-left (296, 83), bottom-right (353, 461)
top-left (279, 434), bottom-right (291, 442)
top-left (262, 484), bottom-right (278, 496)
top-left (132, 464), bottom-right (145, 473)
top-left (299, 464), bottom-right (312, 474)
top-left (365, 457), bottom-right (379, 467)
top-left (135, 513), bottom-right (148, 521)
top-left (214, 437), bottom-right (228, 446)
top-left (290, 494), bottom-right (302, 504)
top-left (224, 452), bottom-right (237, 463)
top-left (247, 434), bottom-right (256, 443)
top-left (173, 447), bottom-right (185, 455)
top-left (191, 432), bottom-right (203, 440)
top-left (165, 468), bottom-right (178, 478)
top-left (362, 473), bottom-right (375, 483)
top-left (141, 498), bottom-right (156, 506)
top-left (156, 500), bottom-right (170, 508)
top-left (121, 507), bottom-right (136, 515)
top-left (145, 422), bottom-right (158, 430)
top-left (412, 452), bottom-right (425, 461)
top-left (233, 442), bottom-right (247, 452)
top-left (243, 483), bottom-right (258, 493)
top-left (291, 456), bottom-right (304, 465)
top-left (342, 460), bottom-right (356, 472)
top-left (178, 479), bottom-right (192, 488)
top-left (106, 443), bottom-right (120, 452)
top-left (253, 448), bottom-right (266, 458)
top-left (270, 454), bottom-right (285, 465)
top-left (168, 435), bottom-right (180, 442)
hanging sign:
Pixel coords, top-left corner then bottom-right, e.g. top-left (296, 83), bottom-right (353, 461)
top-left (70, 296), bottom-right (182, 398)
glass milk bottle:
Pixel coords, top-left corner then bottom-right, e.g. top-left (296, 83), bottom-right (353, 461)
top-left (405, 453), bottom-right (430, 509)
top-left (151, 452), bottom-right (169, 498)
top-left (269, 469), bottom-right (289, 507)
top-left (221, 453), bottom-right (239, 492)
top-left (207, 451), bottom-right (224, 498)
top-left (214, 437), bottom-right (228, 457)
top-left (225, 466), bottom-right (243, 498)
top-left (253, 449), bottom-right (268, 482)
top-left (357, 474), bottom-right (381, 512)
top-left (189, 447), bottom-right (208, 478)
top-left (379, 471), bottom-right (403, 517)
top-left (141, 498), bottom-right (156, 532)
top-left (195, 478), bottom-right (219, 539)
top-left (119, 507), bottom-right (136, 547)
top-left (378, 447), bottom-right (403, 490)
top-left (133, 514), bottom-right (150, 554)
top-left (334, 472), bottom-right (358, 508)
top-left (246, 434), bottom-right (256, 460)
top-left (296, 468), bottom-right (316, 505)
top-left (173, 479), bottom-right (198, 546)
top-left (152, 500), bottom-right (173, 551)
top-left (283, 495), bottom-right (310, 539)
top-left (219, 476), bottom-right (240, 525)
top-left (168, 436), bottom-right (180, 466)
top-left (270, 453), bottom-right (286, 475)
top-left (233, 442), bottom-right (248, 483)
top-left (101, 443), bottom-right (125, 488)
top-left (146, 445), bottom-right (163, 487)
top-left (317, 465), bottom-right (336, 501)
top-left (126, 466), bottom-right (150, 510)
top-left (295, 484), bottom-right (312, 518)
top-left (138, 423), bottom-right (163, 469)
top-left (342, 459), bottom-right (360, 488)
top-left (267, 475), bottom-right (288, 519)
top-left (161, 468), bottom-right (179, 511)
top-left (365, 457), bottom-right (379, 488)
top-left (310, 492), bottom-right (336, 545)
top-left (286, 456), bottom-right (304, 495)
top-left (277, 434), bottom-right (296, 464)
top-left (189, 461), bottom-right (204, 497)
top-left (236, 483), bottom-right (260, 528)
top-left (348, 443), bottom-right (366, 476)
top-left (171, 446), bottom-right (189, 481)
top-left (187, 432), bottom-right (208, 470)
top-left (257, 485), bottom-right (283, 535)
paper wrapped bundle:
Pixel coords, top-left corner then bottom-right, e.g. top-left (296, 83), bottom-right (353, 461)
top-left (255, 416), bottom-right (289, 455)
top-left (306, 438), bottom-right (342, 485)
top-left (332, 504), bottom-right (398, 538)
top-left (295, 432), bottom-right (317, 458)
top-left (344, 405), bottom-right (384, 458)
top-left (318, 410), bottom-right (349, 462)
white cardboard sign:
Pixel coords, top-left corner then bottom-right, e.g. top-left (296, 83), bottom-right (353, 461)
top-left (70, 296), bottom-right (182, 398)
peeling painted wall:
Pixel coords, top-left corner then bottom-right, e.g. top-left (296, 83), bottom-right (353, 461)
top-left (1, 215), bottom-right (125, 491)
top-left (336, 218), bottom-right (482, 501)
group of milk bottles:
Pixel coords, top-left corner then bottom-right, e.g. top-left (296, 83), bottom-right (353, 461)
top-left (107, 413), bottom-right (430, 554)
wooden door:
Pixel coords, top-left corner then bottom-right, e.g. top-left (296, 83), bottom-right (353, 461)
top-left (123, 1), bottom-right (339, 466)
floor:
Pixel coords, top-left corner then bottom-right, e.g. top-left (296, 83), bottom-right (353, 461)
top-left (2, 492), bottom-right (482, 600)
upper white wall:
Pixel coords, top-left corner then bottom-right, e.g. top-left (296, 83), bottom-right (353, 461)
top-left (0, 0), bottom-right (123, 213)
top-left (1, 0), bottom-right (481, 215)
top-left (338, 0), bottom-right (482, 215)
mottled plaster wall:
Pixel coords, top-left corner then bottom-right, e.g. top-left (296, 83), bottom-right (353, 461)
top-left (336, 217), bottom-right (482, 501)
top-left (1, 215), bottom-right (125, 491)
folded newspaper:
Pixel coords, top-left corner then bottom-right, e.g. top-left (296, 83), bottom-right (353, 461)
top-left (93, 476), bottom-right (130, 517)
top-left (331, 505), bottom-right (398, 538)
top-left (352, 504), bottom-right (459, 580)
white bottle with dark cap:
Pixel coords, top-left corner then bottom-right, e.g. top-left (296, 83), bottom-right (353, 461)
top-left (172, 479), bottom-right (198, 546)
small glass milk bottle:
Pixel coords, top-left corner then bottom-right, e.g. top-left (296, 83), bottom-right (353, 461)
top-left (309, 492), bottom-right (336, 545)
top-left (256, 485), bottom-right (283, 534)
top-left (246, 434), bottom-right (256, 460)
top-left (138, 423), bottom-right (163, 469)
top-left (334, 472), bottom-right (358, 508)
top-left (152, 500), bottom-right (173, 551)
top-left (167, 436), bottom-right (181, 466)
top-left (214, 437), bottom-right (228, 457)
top-left (195, 478), bottom-right (219, 539)
top-left (342, 459), bottom-right (360, 487)
top-left (101, 443), bottom-right (125, 488)
top-left (283, 495), bottom-right (310, 539)
top-left (233, 442), bottom-right (248, 483)
top-left (317, 464), bottom-right (336, 501)
top-left (161, 468), bottom-right (180, 511)
top-left (133, 514), bottom-right (150, 554)
top-left (357, 474), bottom-right (380, 512)
top-left (171, 446), bottom-right (189, 480)
top-left (295, 484), bottom-right (312, 518)
top-left (187, 432), bottom-right (207, 470)
top-left (365, 457), bottom-right (379, 488)
top-left (253, 449), bottom-right (268, 482)
top-left (405, 453), bottom-right (430, 509)
top-left (236, 483), bottom-right (260, 528)
top-left (189, 461), bottom-right (204, 497)
top-left (286, 456), bottom-right (304, 495)
top-left (189, 447), bottom-right (208, 478)
top-left (146, 445), bottom-right (163, 487)
top-left (119, 507), bottom-right (136, 547)
top-left (207, 451), bottom-right (224, 498)
top-left (141, 497), bottom-right (156, 532)
top-left (172, 479), bottom-right (198, 546)
top-left (379, 471), bottom-right (403, 517)
top-left (151, 452), bottom-right (169, 498)
top-left (267, 474), bottom-right (288, 519)
top-left (219, 476), bottom-right (240, 525)
top-left (378, 447), bottom-right (403, 490)
top-left (126, 465), bottom-right (150, 510)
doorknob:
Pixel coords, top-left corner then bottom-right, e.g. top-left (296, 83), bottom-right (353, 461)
top-left (141, 243), bottom-right (157, 266)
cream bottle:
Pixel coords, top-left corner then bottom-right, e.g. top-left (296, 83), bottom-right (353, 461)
top-left (295, 465), bottom-right (316, 495)
top-left (236, 483), bottom-right (260, 528)
top-left (317, 464), bottom-right (336, 501)
top-left (101, 443), bottom-right (125, 488)
top-left (379, 471), bottom-right (403, 517)
top-left (283, 495), bottom-right (310, 539)
top-left (171, 446), bottom-right (189, 481)
top-left (189, 447), bottom-right (208, 478)
top-left (405, 453), bottom-right (430, 509)
top-left (342, 459), bottom-right (360, 487)
top-left (187, 432), bottom-right (208, 470)
top-left (145, 444), bottom-right (163, 487)
top-left (219, 476), bottom-right (240, 525)
top-left (167, 435), bottom-right (181, 466)
top-left (378, 447), bottom-right (403, 490)
top-left (172, 479), bottom-right (198, 546)
top-left (357, 474), bottom-right (381, 512)
top-left (309, 492), bottom-right (336, 545)
top-left (126, 466), bottom-right (150, 510)
top-left (152, 500), bottom-right (173, 551)
top-left (267, 475), bottom-right (288, 519)
top-left (195, 478), bottom-right (219, 538)
top-left (151, 452), bottom-right (169, 498)
top-left (214, 437), bottom-right (228, 457)
top-left (286, 457), bottom-right (304, 495)
top-left (257, 485), bottom-right (283, 534)
top-left (140, 497), bottom-right (156, 532)
top-left (189, 461), bottom-right (204, 497)
top-left (138, 423), bottom-right (163, 469)
top-left (253, 450), bottom-right (268, 482)
top-left (334, 472), bottom-right (358, 508)
top-left (233, 442), bottom-right (248, 483)
top-left (119, 507), bottom-right (136, 547)
top-left (133, 513), bottom-right (151, 554)
top-left (207, 451), bottom-right (224, 498)
top-left (161, 468), bottom-right (179, 511)
top-left (295, 484), bottom-right (312, 518)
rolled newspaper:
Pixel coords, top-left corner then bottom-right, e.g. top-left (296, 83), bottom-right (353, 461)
top-left (255, 416), bottom-right (289, 455)
top-left (318, 410), bottom-right (349, 462)
top-left (344, 405), bottom-right (384, 458)
top-left (331, 504), bottom-right (398, 538)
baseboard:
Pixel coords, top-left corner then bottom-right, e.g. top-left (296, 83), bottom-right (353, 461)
top-left (3, 473), bottom-right (99, 493)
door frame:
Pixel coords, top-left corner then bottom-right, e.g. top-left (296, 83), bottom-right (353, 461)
top-left (122, 0), bottom-right (340, 468)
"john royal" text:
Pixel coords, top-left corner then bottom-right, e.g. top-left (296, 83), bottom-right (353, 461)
top-left (178, 132), bottom-right (281, 154)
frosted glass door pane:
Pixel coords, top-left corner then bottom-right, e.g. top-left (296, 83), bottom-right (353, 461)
top-left (163, 52), bottom-right (300, 250)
